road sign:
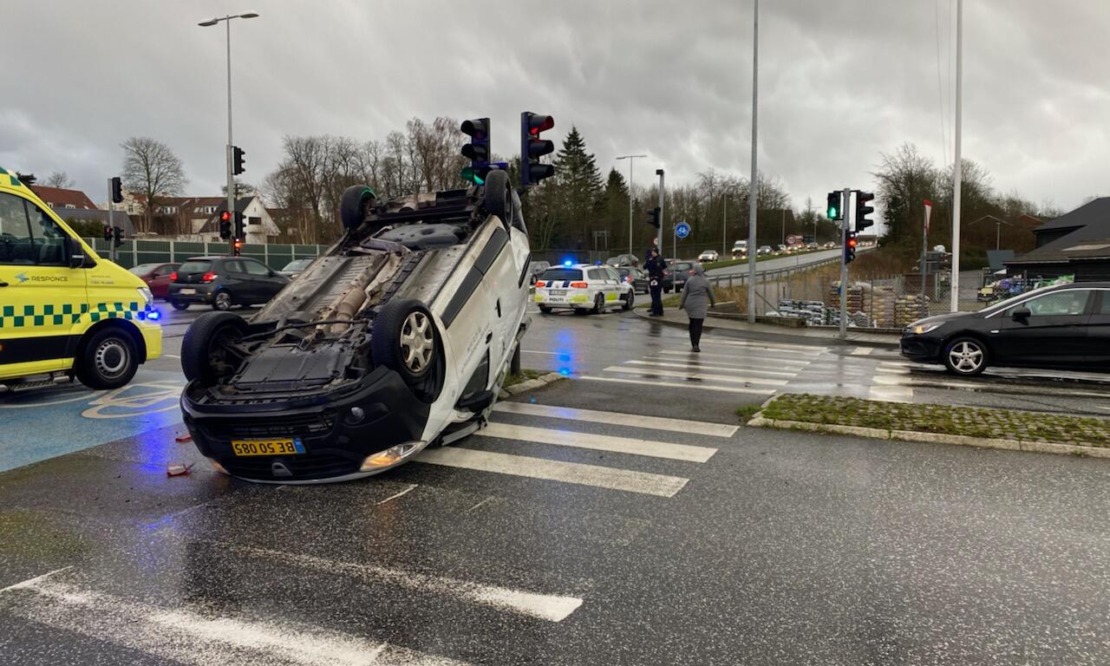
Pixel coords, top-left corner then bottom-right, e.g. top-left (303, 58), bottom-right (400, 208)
top-left (675, 221), bottom-right (690, 239)
top-left (787, 234), bottom-right (799, 245)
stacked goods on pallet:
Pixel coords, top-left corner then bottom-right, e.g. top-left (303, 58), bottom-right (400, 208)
top-left (893, 293), bottom-right (930, 328)
top-left (776, 299), bottom-right (827, 326)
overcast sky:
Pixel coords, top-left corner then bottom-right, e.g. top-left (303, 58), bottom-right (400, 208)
top-left (2, 0), bottom-right (1107, 219)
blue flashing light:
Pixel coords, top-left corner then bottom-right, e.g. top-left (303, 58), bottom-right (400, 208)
top-left (562, 259), bottom-right (573, 267)
top-left (147, 309), bottom-right (162, 322)
top-left (559, 368), bottom-right (570, 376)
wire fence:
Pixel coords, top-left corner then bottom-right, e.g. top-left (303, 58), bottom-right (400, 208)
top-left (83, 238), bottom-right (329, 271)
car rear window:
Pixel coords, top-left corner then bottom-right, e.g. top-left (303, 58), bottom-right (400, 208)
top-left (541, 268), bottom-right (583, 281)
top-left (128, 264), bottom-right (158, 275)
top-left (178, 261), bottom-right (212, 274)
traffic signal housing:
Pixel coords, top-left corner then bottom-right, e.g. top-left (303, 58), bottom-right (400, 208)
top-left (103, 225), bottom-right (112, 242)
top-left (219, 211), bottom-right (231, 239)
top-left (110, 177), bottom-right (123, 204)
top-left (855, 191), bottom-right (875, 232)
top-left (827, 191), bottom-right (842, 220)
top-left (844, 230), bottom-right (858, 264)
top-left (233, 146), bottom-right (245, 176)
top-left (234, 211), bottom-right (245, 239)
top-left (520, 112), bottom-right (556, 188)
top-left (232, 238), bottom-right (243, 257)
top-left (646, 207), bottom-right (661, 229)
top-left (460, 118), bottom-right (491, 184)
top-left (112, 226), bottom-right (123, 248)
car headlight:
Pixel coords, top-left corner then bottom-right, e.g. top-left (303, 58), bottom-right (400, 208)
top-left (138, 287), bottom-right (153, 305)
top-left (907, 321), bottom-right (945, 335)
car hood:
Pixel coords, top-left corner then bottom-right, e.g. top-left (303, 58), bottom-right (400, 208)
top-left (904, 310), bottom-right (978, 330)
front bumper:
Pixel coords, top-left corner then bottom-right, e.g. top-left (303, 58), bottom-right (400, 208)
top-left (900, 335), bottom-right (943, 363)
top-left (181, 366), bottom-right (431, 483)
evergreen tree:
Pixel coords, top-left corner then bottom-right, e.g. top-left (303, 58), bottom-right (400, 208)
top-left (553, 126), bottom-right (603, 249)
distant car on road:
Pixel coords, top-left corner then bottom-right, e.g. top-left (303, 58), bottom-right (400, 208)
top-left (605, 253), bottom-right (640, 268)
top-left (168, 256), bottom-right (290, 311)
top-left (757, 245), bottom-right (772, 256)
top-left (731, 240), bottom-right (748, 258)
top-left (665, 260), bottom-right (697, 293)
top-left (528, 260), bottom-right (551, 285)
top-left (901, 282), bottom-right (1110, 376)
top-left (128, 262), bottom-right (180, 300)
top-left (698, 249), bottom-right (719, 263)
top-left (535, 263), bottom-right (634, 314)
top-left (279, 258), bottom-right (314, 279)
top-left (618, 266), bottom-right (650, 293)
top-left (807, 242), bottom-right (819, 250)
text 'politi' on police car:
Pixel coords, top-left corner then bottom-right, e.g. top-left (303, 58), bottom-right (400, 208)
top-left (533, 263), bottom-right (634, 315)
top-left (178, 169), bottom-right (532, 484)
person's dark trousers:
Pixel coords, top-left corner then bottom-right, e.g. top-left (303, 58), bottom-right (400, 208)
top-left (689, 318), bottom-right (704, 349)
top-left (649, 283), bottom-right (664, 315)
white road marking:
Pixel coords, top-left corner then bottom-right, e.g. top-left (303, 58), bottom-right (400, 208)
top-left (480, 422), bottom-right (717, 463)
top-left (579, 375), bottom-right (776, 396)
top-left (219, 542), bottom-right (583, 623)
top-left (465, 497), bottom-right (495, 513)
top-left (603, 365), bottom-right (790, 386)
top-left (493, 402), bottom-right (739, 438)
top-left (522, 350), bottom-right (562, 355)
top-left (868, 385), bottom-right (915, 403)
top-left (656, 350), bottom-right (811, 367)
top-left (7, 576), bottom-right (467, 665)
top-left (0, 566), bottom-right (72, 594)
top-left (698, 338), bottom-right (828, 355)
top-left (163, 353), bottom-right (181, 359)
top-left (850, 347), bottom-right (875, 356)
top-left (418, 447), bottom-right (688, 498)
top-left (625, 359), bottom-right (797, 378)
top-left (376, 484), bottom-right (418, 505)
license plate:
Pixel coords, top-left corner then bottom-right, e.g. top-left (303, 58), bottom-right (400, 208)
top-left (231, 438), bottom-right (305, 457)
top-left (549, 289), bottom-right (567, 295)
top-left (180, 288), bottom-right (196, 295)
top-left (548, 297), bottom-right (564, 303)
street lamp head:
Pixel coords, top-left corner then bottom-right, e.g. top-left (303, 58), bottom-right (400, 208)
top-left (198, 18), bottom-right (219, 26)
top-left (239, 11), bottom-right (260, 18)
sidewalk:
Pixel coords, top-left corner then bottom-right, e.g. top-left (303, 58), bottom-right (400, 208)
top-left (633, 306), bottom-right (901, 348)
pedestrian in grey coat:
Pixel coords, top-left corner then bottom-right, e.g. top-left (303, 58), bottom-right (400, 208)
top-left (679, 264), bottom-right (716, 352)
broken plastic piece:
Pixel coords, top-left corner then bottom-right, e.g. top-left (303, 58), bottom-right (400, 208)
top-left (174, 434), bottom-right (193, 443)
top-left (167, 462), bottom-right (195, 477)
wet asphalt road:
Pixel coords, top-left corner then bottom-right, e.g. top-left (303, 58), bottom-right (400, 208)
top-left (3, 305), bottom-right (1110, 663)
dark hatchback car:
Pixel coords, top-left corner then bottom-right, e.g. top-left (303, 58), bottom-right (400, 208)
top-left (663, 260), bottom-right (697, 293)
top-left (618, 266), bottom-right (649, 293)
top-left (167, 256), bottom-right (290, 311)
top-left (901, 282), bottom-right (1110, 376)
top-left (128, 262), bottom-right (180, 300)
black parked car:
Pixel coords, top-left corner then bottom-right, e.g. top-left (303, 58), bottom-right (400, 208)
top-left (168, 256), bottom-right (291, 311)
top-left (618, 266), bottom-right (649, 294)
top-left (663, 260), bottom-right (697, 293)
top-left (900, 282), bottom-right (1110, 376)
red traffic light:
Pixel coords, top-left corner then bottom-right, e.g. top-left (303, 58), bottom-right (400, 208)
top-left (220, 211), bottom-right (231, 222)
top-left (847, 236), bottom-right (858, 248)
top-left (528, 115), bottom-right (555, 136)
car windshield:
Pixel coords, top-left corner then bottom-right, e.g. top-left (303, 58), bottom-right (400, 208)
top-left (128, 263), bottom-right (159, 275)
top-left (282, 259), bottom-right (312, 271)
top-left (178, 260), bottom-right (212, 274)
top-left (541, 268), bottom-right (583, 281)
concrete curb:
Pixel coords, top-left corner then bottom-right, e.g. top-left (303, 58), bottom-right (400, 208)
top-left (500, 372), bottom-right (566, 398)
top-left (747, 413), bottom-right (1110, 459)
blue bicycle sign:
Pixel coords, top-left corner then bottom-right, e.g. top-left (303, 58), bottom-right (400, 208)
top-left (675, 221), bottom-right (691, 239)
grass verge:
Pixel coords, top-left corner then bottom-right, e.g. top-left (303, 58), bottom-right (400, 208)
top-left (504, 369), bottom-right (547, 388)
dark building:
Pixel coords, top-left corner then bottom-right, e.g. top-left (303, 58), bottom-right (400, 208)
top-left (1005, 198), bottom-right (1110, 282)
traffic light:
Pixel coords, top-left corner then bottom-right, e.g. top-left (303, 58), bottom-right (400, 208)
top-left (234, 211), bottom-right (245, 239)
top-left (520, 111), bottom-right (556, 188)
top-left (844, 230), bottom-right (858, 264)
top-left (110, 177), bottom-right (123, 204)
top-left (855, 191), bottom-right (875, 232)
top-left (219, 211), bottom-right (231, 239)
top-left (827, 191), bottom-right (842, 220)
top-left (460, 118), bottom-right (490, 184)
top-left (232, 146), bottom-right (245, 176)
top-left (103, 225), bottom-right (112, 242)
top-left (646, 207), bottom-right (661, 229)
top-left (112, 226), bottom-right (123, 248)
top-left (232, 238), bottom-right (243, 257)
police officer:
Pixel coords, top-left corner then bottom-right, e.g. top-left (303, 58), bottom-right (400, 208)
top-left (644, 247), bottom-right (667, 316)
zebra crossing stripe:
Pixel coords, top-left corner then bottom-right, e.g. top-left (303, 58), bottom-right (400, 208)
top-left (626, 359), bottom-right (797, 378)
top-left (492, 402), bottom-right (739, 438)
top-left (480, 422), bottom-right (717, 463)
top-left (656, 350), bottom-right (811, 368)
top-left (579, 375), bottom-right (776, 396)
top-left (417, 447), bottom-right (689, 497)
top-left (698, 338), bottom-right (828, 355)
top-left (603, 365), bottom-right (790, 386)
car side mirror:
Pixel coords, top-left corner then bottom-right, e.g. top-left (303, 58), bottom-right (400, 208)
top-left (1012, 306), bottom-right (1031, 321)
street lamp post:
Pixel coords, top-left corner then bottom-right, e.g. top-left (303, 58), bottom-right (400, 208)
top-left (199, 11), bottom-right (259, 250)
top-left (616, 154), bottom-right (647, 256)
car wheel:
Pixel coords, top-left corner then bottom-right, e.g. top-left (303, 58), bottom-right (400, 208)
top-left (212, 291), bottom-right (232, 311)
top-left (622, 291), bottom-right (634, 311)
top-left (591, 294), bottom-right (605, 314)
top-left (181, 311), bottom-right (248, 385)
top-left (171, 300), bottom-right (189, 311)
top-left (943, 336), bottom-right (989, 376)
top-left (75, 328), bottom-right (138, 390)
top-left (573, 308), bottom-right (588, 316)
top-left (372, 299), bottom-right (437, 386)
top-left (482, 170), bottom-right (512, 224)
top-left (339, 184), bottom-right (377, 231)
top-left (538, 305), bottom-right (552, 314)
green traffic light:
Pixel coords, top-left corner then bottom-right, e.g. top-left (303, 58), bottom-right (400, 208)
top-left (460, 166), bottom-right (485, 186)
top-left (827, 206), bottom-right (838, 220)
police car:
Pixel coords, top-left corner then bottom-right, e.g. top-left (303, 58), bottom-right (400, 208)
top-left (534, 262), bottom-right (634, 314)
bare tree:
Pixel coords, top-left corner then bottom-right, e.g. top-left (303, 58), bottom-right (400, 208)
top-left (44, 171), bottom-right (75, 189)
top-left (121, 137), bottom-right (187, 233)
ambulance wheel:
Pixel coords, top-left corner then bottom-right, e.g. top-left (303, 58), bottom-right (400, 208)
top-left (76, 328), bottom-right (139, 390)
top-left (181, 312), bottom-right (248, 386)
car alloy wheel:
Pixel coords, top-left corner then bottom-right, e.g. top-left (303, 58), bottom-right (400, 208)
top-left (213, 291), bottom-right (232, 311)
top-left (944, 337), bottom-right (988, 376)
top-left (592, 293), bottom-right (605, 314)
top-left (622, 291), bottom-right (634, 310)
top-left (400, 311), bottom-right (434, 374)
top-left (372, 299), bottom-right (437, 386)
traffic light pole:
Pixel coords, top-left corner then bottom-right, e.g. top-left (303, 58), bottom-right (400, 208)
top-left (655, 169), bottom-right (665, 253)
top-left (225, 18), bottom-right (236, 257)
top-left (838, 187), bottom-right (851, 340)
top-left (106, 178), bottom-right (116, 263)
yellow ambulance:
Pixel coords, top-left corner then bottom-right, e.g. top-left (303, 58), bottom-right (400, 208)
top-left (0, 167), bottom-right (162, 392)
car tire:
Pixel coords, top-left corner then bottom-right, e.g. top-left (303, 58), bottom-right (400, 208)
top-left (622, 291), bottom-right (634, 311)
top-left (482, 170), bottom-right (512, 224)
top-left (75, 327), bottom-right (138, 390)
top-left (212, 290), bottom-right (233, 311)
top-left (538, 305), bottom-right (552, 314)
top-left (171, 300), bottom-right (189, 311)
top-left (591, 294), bottom-right (605, 314)
top-left (372, 299), bottom-right (437, 386)
top-left (339, 185), bottom-right (377, 231)
top-left (181, 311), bottom-right (248, 385)
top-left (573, 308), bottom-right (588, 316)
top-left (943, 336), bottom-right (989, 376)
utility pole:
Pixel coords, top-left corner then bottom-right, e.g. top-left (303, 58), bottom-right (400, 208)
top-left (656, 169), bottom-right (665, 253)
top-left (746, 0), bottom-right (759, 324)
top-left (106, 178), bottom-right (116, 263)
top-left (951, 0), bottom-right (964, 311)
top-left (617, 154), bottom-right (646, 256)
top-left (839, 188), bottom-right (851, 340)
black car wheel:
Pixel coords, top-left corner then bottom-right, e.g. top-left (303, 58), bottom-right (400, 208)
top-left (340, 185), bottom-right (377, 231)
top-left (944, 336), bottom-right (989, 376)
top-left (372, 299), bottom-right (437, 386)
top-left (482, 170), bottom-right (512, 224)
top-left (591, 293), bottom-right (605, 314)
top-left (171, 300), bottom-right (189, 311)
top-left (181, 312), bottom-right (248, 385)
top-left (622, 291), bottom-right (634, 311)
top-left (75, 328), bottom-right (138, 390)
top-left (213, 291), bottom-right (232, 311)
top-left (538, 305), bottom-right (552, 314)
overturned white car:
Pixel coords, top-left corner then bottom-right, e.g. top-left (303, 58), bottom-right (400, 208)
top-left (179, 170), bottom-right (532, 483)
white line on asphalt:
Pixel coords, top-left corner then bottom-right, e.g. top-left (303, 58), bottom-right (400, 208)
top-left (163, 354), bottom-right (181, 359)
top-left (603, 365), bottom-right (790, 386)
top-left (220, 542), bottom-right (584, 623)
top-left (522, 350), bottom-right (562, 355)
top-left (875, 365), bottom-right (911, 374)
top-left (0, 566), bottom-right (72, 594)
top-left (10, 576), bottom-right (469, 666)
top-left (465, 497), bottom-right (495, 513)
top-left (698, 338), bottom-right (828, 355)
top-left (579, 375), bottom-right (777, 396)
top-left (850, 347), bottom-right (875, 356)
top-left (868, 385), bottom-right (914, 403)
top-left (656, 350), bottom-right (811, 367)
top-left (480, 422), bottom-right (717, 463)
top-left (418, 446), bottom-right (689, 498)
top-left (376, 483), bottom-right (418, 505)
top-left (625, 359), bottom-right (797, 378)
top-left (493, 402), bottom-right (739, 438)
